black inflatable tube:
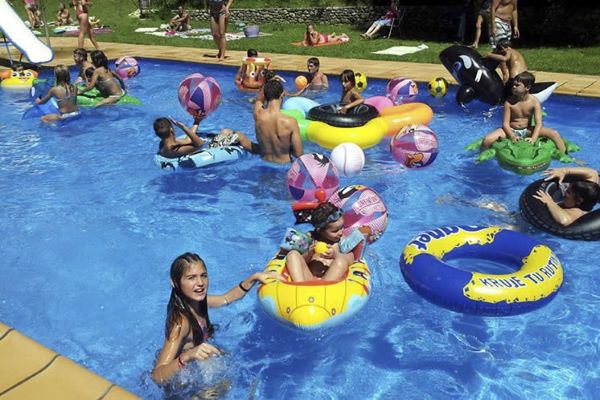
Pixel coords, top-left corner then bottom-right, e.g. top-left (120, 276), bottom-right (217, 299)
top-left (519, 179), bottom-right (600, 241)
top-left (307, 103), bottom-right (379, 128)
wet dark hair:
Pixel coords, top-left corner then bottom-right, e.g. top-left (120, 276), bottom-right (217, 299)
top-left (341, 69), bottom-right (356, 87)
top-left (496, 38), bottom-right (512, 49)
top-left (263, 69), bottom-right (276, 81)
top-left (165, 252), bottom-right (214, 346)
top-left (73, 48), bottom-right (88, 60)
top-left (153, 118), bottom-right (172, 139)
top-left (311, 202), bottom-right (342, 232)
top-left (263, 79), bottom-right (284, 101)
top-left (90, 50), bottom-right (108, 69)
top-left (514, 71), bottom-right (535, 89)
top-left (247, 48), bottom-right (258, 57)
top-left (570, 181), bottom-right (600, 211)
top-left (307, 57), bottom-right (320, 68)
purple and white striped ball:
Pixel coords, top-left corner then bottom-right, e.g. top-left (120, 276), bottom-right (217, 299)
top-left (178, 74), bottom-right (221, 117)
top-left (386, 77), bottom-right (418, 105)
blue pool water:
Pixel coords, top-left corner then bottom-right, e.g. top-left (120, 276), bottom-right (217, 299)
top-left (1, 58), bottom-right (599, 399)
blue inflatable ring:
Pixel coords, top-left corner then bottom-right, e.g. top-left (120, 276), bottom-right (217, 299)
top-left (400, 226), bottom-right (563, 316)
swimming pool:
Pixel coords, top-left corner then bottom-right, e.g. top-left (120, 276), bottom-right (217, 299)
top-left (0, 58), bottom-right (598, 399)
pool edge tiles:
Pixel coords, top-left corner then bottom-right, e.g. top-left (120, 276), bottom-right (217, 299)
top-left (0, 321), bottom-right (140, 400)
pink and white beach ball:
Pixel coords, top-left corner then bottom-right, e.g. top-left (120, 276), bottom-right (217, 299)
top-left (177, 74), bottom-right (221, 118)
top-left (386, 77), bottom-right (418, 105)
top-left (329, 185), bottom-right (388, 243)
top-left (390, 124), bottom-right (439, 169)
top-left (287, 153), bottom-right (340, 202)
top-left (114, 56), bottom-right (140, 79)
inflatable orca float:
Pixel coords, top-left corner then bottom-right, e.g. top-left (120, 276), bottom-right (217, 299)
top-left (439, 45), bottom-right (557, 106)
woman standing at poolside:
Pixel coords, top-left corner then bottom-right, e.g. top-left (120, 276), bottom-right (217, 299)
top-left (72, 0), bottom-right (99, 50)
top-left (151, 252), bottom-right (278, 384)
top-left (209, 0), bottom-right (233, 61)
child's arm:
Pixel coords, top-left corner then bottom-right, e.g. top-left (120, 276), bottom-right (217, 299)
top-left (542, 167), bottom-right (600, 184)
top-left (526, 98), bottom-right (543, 143)
top-left (340, 89), bottom-right (364, 113)
top-left (79, 69), bottom-right (99, 93)
top-left (169, 116), bottom-right (205, 148)
top-left (533, 190), bottom-right (582, 226)
top-left (501, 101), bottom-right (516, 142)
top-left (35, 87), bottom-right (57, 105)
top-left (207, 271), bottom-right (280, 308)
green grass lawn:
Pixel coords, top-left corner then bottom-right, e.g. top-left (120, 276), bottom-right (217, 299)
top-left (15, 0), bottom-right (600, 75)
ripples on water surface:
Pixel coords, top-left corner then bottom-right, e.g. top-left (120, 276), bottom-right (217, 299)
top-left (0, 59), bottom-right (598, 399)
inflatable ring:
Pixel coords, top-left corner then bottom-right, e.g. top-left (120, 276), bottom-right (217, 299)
top-left (307, 103), bottom-right (379, 128)
top-left (258, 252), bottom-right (371, 330)
top-left (400, 226), bottom-right (563, 316)
top-left (155, 138), bottom-right (247, 170)
top-left (238, 57), bottom-right (272, 91)
top-left (520, 179), bottom-right (600, 240)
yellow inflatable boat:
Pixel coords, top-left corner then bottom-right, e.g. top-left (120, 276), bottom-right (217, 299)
top-left (257, 252), bottom-right (371, 330)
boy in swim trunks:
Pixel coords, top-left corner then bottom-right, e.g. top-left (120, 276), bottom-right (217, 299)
top-left (490, 0), bottom-right (519, 47)
top-left (481, 71), bottom-right (566, 154)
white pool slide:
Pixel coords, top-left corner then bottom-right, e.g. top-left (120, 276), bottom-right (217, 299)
top-left (0, 0), bottom-right (53, 64)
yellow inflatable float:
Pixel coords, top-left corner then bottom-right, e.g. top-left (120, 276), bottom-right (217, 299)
top-left (1, 69), bottom-right (38, 91)
top-left (258, 252), bottom-right (371, 330)
top-left (235, 56), bottom-right (271, 92)
top-left (283, 99), bottom-right (434, 150)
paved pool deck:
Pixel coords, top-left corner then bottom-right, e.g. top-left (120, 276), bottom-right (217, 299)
top-left (1, 37), bottom-right (600, 98)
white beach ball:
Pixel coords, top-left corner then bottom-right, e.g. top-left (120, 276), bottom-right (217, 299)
top-left (330, 143), bottom-right (365, 177)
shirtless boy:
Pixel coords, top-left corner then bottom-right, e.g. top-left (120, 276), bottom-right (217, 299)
top-left (490, 0), bottom-right (519, 46)
top-left (481, 71), bottom-right (566, 154)
top-left (239, 80), bottom-right (303, 163)
top-left (486, 39), bottom-right (527, 83)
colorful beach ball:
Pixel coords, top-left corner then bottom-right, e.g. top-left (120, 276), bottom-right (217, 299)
top-left (390, 125), bottom-right (439, 169)
top-left (386, 77), bottom-right (418, 105)
top-left (287, 153), bottom-right (340, 202)
top-left (428, 77), bottom-right (448, 98)
top-left (330, 142), bottom-right (365, 178)
top-left (114, 56), bottom-right (140, 79)
top-left (329, 185), bottom-right (388, 244)
top-left (354, 72), bottom-right (368, 93)
top-left (177, 74), bottom-right (221, 118)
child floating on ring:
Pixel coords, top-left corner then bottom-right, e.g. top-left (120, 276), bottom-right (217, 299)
top-left (339, 69), bottom-right (365, 114)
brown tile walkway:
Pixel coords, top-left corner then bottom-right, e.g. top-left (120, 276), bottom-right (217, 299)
top-left (2, 37), bottom-right (599, 98)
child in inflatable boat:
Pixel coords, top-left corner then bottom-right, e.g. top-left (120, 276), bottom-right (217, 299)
top-left (285, 202), bottom-right (369, 282)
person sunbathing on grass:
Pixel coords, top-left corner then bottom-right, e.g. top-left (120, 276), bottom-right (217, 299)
top-left (302, 23), bottom-right (349, 46)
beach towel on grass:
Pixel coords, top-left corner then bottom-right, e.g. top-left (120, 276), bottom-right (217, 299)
top-left (371, 44), bottom-right (428, 56)
top-left (142, 30), bottom-right (271, 40)
top-left (63, 27), bottom-right (113, 36)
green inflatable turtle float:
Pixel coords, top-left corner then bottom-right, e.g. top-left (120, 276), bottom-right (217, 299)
top-left (76, 87), bottom-right (142, 107)
top-left (465, 137), bottom-right (580, 175)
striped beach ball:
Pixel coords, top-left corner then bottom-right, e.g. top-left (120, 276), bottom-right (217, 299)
top-left (390, 124), bottom-right (438, 169)
top-left (114, 56), bottom-right (140, 79)
top-left (329, 185), bottom-right (388, 244)
top-left (177, 74), bottom-right (221, 118)
top-left (386, 77), bottom-right (418, 105)
top-left (287, 153), bottom-right (340, 202)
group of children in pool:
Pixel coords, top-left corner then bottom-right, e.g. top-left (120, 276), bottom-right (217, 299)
top-left (35, 48), bottom-right (126, 122)
top-left (33, 42), bottom-right (599, 390)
